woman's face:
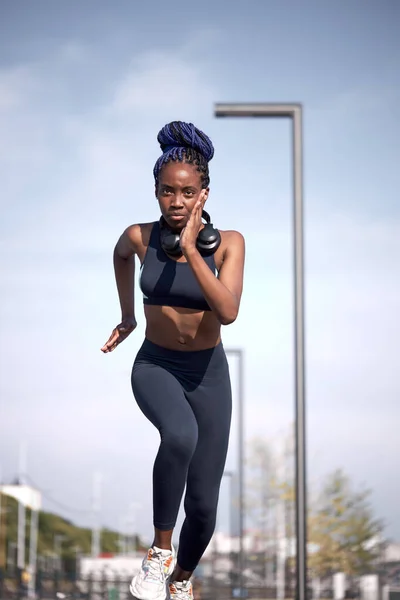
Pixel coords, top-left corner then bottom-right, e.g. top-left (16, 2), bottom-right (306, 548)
top-left (156, 161), bottom-right (209, 231)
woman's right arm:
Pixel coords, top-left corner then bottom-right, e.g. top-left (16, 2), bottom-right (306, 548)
top-left (113, 225), bottom-right (138, 321)
top-left (101, 225), bottom-right (140, 354)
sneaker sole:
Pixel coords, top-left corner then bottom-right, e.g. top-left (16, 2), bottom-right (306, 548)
top-left (130, 579), bottom-right (168, 600)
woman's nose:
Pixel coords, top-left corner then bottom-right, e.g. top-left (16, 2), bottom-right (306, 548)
top-left (170, 194), bottom-right (183, 206)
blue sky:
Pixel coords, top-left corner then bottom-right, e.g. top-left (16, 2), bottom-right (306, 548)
top-left (1, 0), bottom-right (399, 546)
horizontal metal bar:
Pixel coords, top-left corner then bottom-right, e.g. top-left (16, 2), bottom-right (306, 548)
top-left (225, 348), bottom-right (243, 356)
top-left (214, 102), bottom-right (301, 118)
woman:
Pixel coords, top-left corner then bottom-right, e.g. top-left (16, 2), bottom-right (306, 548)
top-left (101, 121), bottom-right (245, 600)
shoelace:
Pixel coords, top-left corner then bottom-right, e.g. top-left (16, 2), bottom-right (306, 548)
top-left (169, 582), bottom-right (192, 599)
top-left (144, 551), bottom-right (170, 583)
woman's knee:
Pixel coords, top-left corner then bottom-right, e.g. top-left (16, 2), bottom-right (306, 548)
top-left (161, 425), bottom-right (198, 463)
top-left (185, 493), bottom-right (218, 525)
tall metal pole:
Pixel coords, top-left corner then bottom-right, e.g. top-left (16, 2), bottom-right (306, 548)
top-left (238, 350), bottom-right (244, 593)
top-left (215, 103), bottom-right (307, 600)
top-left (0, 467), bottom-right (5, 572)
top-left (54, 534), bottom-right (65, 572)
top-left (292, 106), bottom-right (307, 600)
top-left (222, 471), bottom-right (234, 553)
top-left (91, 471), bottom-right (102, 557)
top-left (0, 466), bottom-right (2, 568)
top-left (28, 508), bottom-right (39, 598)
top-left (17, 442), bottom-right (27, 571)
top-left (226, 349), bottom-right (245, 597)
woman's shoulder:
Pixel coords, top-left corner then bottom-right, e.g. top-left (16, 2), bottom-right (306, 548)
top-left (213, 228), bottom-right (245, 268)
top-left (219, 228), bottom-right (245, 248)
top-left (123, 221), bottom-right (158, 249)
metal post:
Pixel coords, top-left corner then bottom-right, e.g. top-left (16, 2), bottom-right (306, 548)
top-left (17, 442), bottom-right (27, 571)
top-left (54, 534), bottom-right (64, 572)
top-left (222, 471), bottom-right (234, 552)
top-left (215, 103), bottom-right (307, 600)
top-left (226, 348), bottom-right (245, 597)
top-left (28, 508), bottom-right (39, 598)
top-left (91, 471), bottom-right (102, 557)
top-left (17, 501), bottom-right (26, 570)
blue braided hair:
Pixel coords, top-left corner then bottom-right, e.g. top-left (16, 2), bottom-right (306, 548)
top-left (153, 121), bottom-right (214, 189)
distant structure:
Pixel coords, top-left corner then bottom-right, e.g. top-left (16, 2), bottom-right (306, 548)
top-left (0, 479), bottom-right (42, 599)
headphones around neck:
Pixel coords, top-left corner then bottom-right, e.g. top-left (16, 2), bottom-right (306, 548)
top-left (159, 209), bottom-right (221, 257)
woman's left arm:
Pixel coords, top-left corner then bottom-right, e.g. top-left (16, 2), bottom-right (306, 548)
top-left (181, 199), bottom-right (245, 325)
top-left (184, 231), bottom-right (245, 325)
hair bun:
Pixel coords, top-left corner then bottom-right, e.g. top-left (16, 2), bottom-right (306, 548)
top-left (157, 121), bottom-right (214, 162)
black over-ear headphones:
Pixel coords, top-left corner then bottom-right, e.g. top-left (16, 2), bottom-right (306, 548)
top-left (159, 209), bottom-right (221, 257)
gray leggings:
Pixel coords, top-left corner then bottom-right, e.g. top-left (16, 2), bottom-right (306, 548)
top-left (131, 338), bottom-right (232, 572)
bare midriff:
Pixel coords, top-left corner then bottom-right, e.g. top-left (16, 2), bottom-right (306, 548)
top-left (143, 305), bottom-right (221, 351)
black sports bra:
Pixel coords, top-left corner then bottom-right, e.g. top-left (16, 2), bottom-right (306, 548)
top-left (139, 221), bottom-right (217, 311)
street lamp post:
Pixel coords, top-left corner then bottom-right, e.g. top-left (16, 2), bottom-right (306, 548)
top-left (222, 470), bottom-right (234, 591)
top-left (222, 471), bottom-right (234, 549)
top-left (215, 103), bottom-right (307, 600)
top-left (225, 348), bottom-right (245, 597)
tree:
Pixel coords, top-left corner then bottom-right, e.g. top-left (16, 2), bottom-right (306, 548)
top-left (308, 469), bottom-right (384, 578)
top-left (245, 432), bottom-right (295, 585)
top-left (245, 436), bottom-right (276, 581)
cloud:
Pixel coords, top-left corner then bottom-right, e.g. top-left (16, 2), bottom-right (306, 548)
top-left (0, 65), bottom-right (36, 111)
top-left (0, 37), bottom-right (222, 536)
top-left (322, 84), bottom-right (400, 115)
top-left (58, 41), bottom-right (89, 64)
top-left (5, 207), bottom-right (399, 536)
top-left (1, 35), bottom-right (399, 541)
top-left (0, 41), bottom-right (218, 248)
top-left (112, 50), bottom-right (215, 115)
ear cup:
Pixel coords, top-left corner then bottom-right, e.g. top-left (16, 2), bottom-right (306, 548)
top-left (196, 224), bottom-right (221, 255)
top-left (159, 224), bottom-right (181, 256)
top-left (196, 209), bottom-right (221, 255)
top-left (159, 210), bottom-right (221, 257)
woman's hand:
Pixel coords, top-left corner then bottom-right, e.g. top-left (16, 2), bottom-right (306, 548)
top-left (101, 316), bottom-right (137, 353)
top-left (179, 191), bottom-right (206, 255)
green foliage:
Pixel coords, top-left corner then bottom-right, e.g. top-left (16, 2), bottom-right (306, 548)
top-left (308, 469), bottom-right (384, 577)
top-left (245, 436), bottom-right (275, 521)
top-left (37, 511), bottom-right (94, 557)
top-left (244, 436), bottom-right (385, 580)
top-left (1, 492), bottom-right (142, 565)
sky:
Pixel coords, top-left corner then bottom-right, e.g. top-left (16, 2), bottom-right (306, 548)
top-left (0, 0), bottom-right (399, 548)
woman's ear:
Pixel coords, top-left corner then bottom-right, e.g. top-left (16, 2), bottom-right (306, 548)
top-left (201, 187), bottom-right (210, 206)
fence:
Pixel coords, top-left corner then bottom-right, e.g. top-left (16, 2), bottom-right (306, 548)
top-left (1, 565), bottom-right (400, 600)
top-left (0, 570), bottom-right (291, 600)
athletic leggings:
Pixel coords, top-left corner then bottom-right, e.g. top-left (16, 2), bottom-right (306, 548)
top-left (131, 338), bottom-right (232, 572)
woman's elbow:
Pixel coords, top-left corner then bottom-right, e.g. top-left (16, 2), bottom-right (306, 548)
top-left (219, 308), bottom-right (239, 326)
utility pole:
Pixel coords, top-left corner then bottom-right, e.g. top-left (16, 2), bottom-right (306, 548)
top-left (276, 438), bottom-right (287, 600)
top-left (91, 472), bottom-right (102, 557)
top-left (0, 465), bottom-right (6, 570)
top-left (75, 546), bottom-right (82, 578)
top-left (214, 103), bottom-right (308, 600)
top-left (7, 542), bottom-right (17, 572)
top-left (118, 517), bottom-right (125, 555)
top-left (28, 507), bottom-right (39, 598)
top-left (0, 464), bottom-right (2, 544)
top-left (54, 534), bottom-right (65, 572)
top-left (17, 442), bottom-right (27, 570)
top-left (128, 502), bottom-right (141, 554)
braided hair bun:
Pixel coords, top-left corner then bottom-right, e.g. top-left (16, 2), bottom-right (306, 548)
top-left (153, 121), bottom-right (214, 188)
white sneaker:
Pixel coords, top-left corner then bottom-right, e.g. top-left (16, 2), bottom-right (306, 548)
top-left (130, 546), bottom-right (176, 600)
top-left (168, 580), bottom-right (194, 600)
